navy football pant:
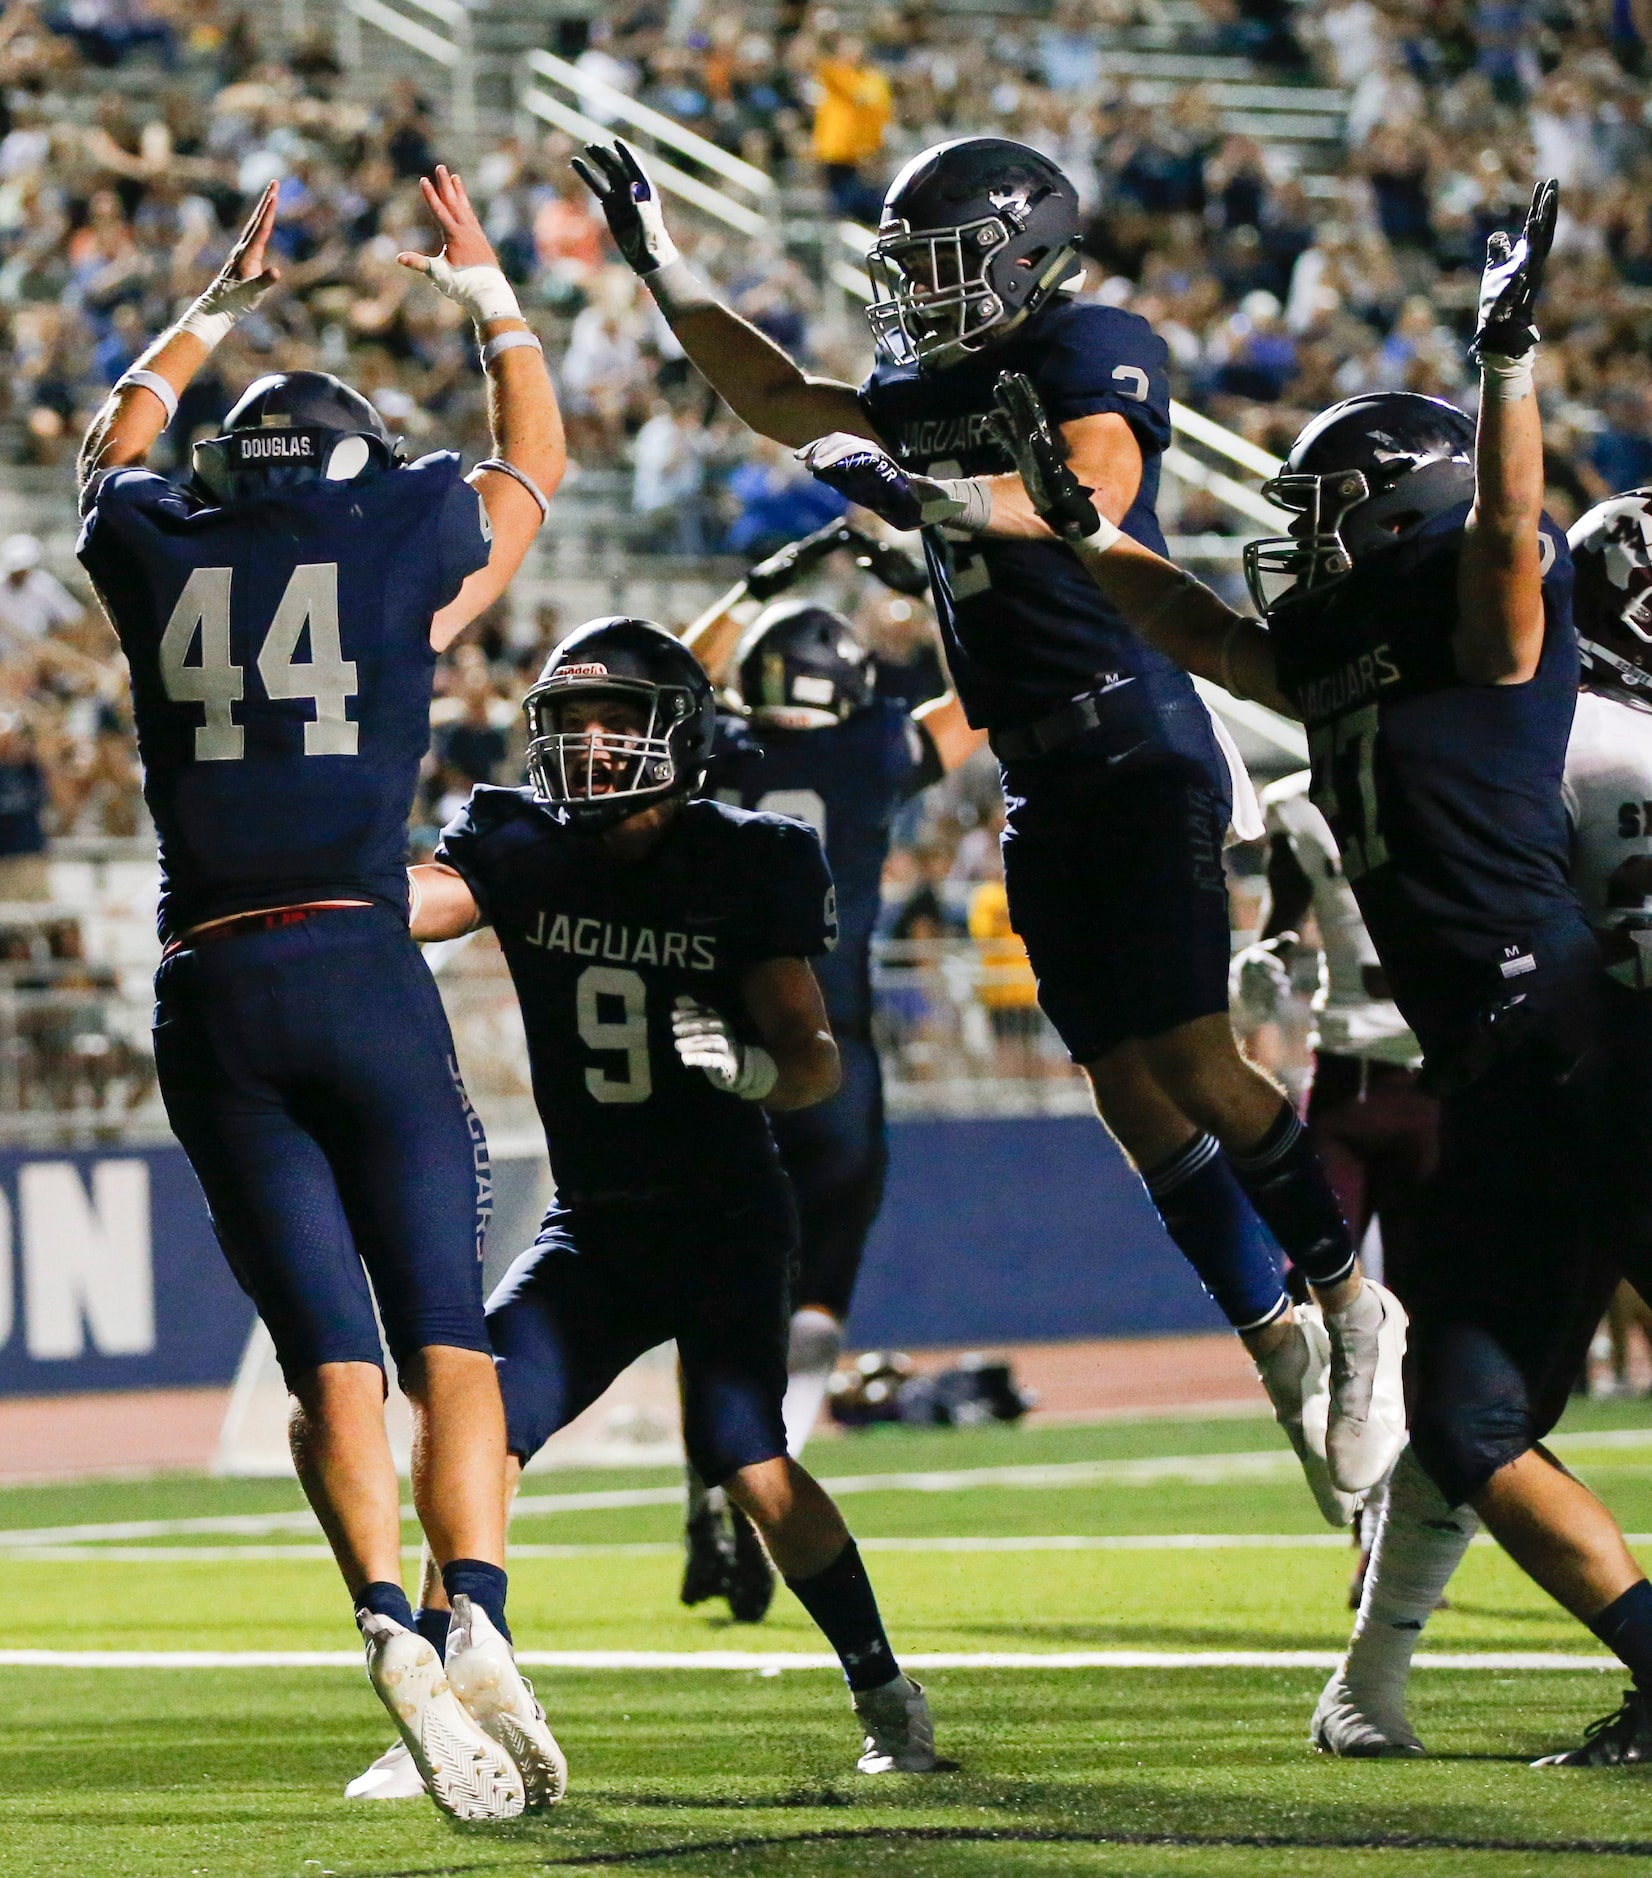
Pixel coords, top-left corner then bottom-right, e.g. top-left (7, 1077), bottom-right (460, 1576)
top-left (1000, 736), bottom-right (1233, 1062)
top-left (1404, 977), bottom-right (1631, 1507)
top-left (487, 1174), bottom-right (795, 1487)
top-left (770, 1033), bottom-right (887, 1322)
top-left (153, 905), bottom-right (491, 1389)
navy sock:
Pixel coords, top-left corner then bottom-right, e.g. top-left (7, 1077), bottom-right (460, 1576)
top-left (1228, 1105), bottom-right (1356, 1290)
top-left (786, 1539), bottom-right (899, 1692)
top-left (1588, 1580), bottom-right (1652, 1689)
top-left (354, 1580), bottom-right (414, 1629)
top-left (441, 1558), bottom-right (510, 1643)
top-left (1143, 1132), bottom-right (1289, 1332)
top-left (414, 1605), bottom-right (452, 1660)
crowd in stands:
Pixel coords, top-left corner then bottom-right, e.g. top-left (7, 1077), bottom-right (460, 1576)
top-left (0, 0), bottom-right (1649, 1098)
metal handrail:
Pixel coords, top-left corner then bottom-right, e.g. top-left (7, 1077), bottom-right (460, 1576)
top-left (516, 83), bottom-right (767, 235)
top-left (522, 48), bottom-right (776, 201)
top-left (339, 0), bottom-right (474, 136)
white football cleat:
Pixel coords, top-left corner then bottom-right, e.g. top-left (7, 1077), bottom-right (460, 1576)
top-left (344, 1737), bottom-right (426, 1800)
top-left (359, 1612), bottom-right (525, 1821)
top-left (1255, 1312), bottom-right (1361, 1528)
top-left (1311, 1665), bottom-right (1425, 1758)
top-left (854, 1674), bottom-right (937, 1774)
top-left (444, 1595), bottom-right (569, 1809)
top-left (1324, 1280), bottom-right (1409, 1495)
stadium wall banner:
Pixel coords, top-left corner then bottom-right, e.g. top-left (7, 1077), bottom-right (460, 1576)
top-left (0, 1122), bottom-right (1223, 1398)
top-left (848, 1115), bottom-right (1229, 1348)
top-left (0, 1145), bottom-right (254, 1398)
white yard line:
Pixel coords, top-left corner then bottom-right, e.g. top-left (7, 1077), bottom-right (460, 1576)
top-left (0, 1647), bottom-right (1616, 1671)
top-left (2, 1435), bottom-right (1646, 1552)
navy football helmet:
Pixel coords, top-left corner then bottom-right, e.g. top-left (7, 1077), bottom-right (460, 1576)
top-left (733, 601), bottom-right (875, 730)
top-left (1570, 489), bottom-right (1652, 703)
top-left (192, 371), bottom-right (408, 505)
top-left (524, 618), bottom-right (716, 831)
top-left (866, 137), bottom-right (1083, 370)
top-left (1244, 393), bottom-right (1477, 616)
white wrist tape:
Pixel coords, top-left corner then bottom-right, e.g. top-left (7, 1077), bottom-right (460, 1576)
top-left (1479, 349), bottom-right (1536, 403)
top-left (116, 369), bottom-right (179, 425)
top-left (480, 329), bottom-right (543, 367)
top-left (1075, 511), bottom-right (1122, 549)
top-left (473, 456), bottom-right (550, 522)
top-left (424, 259), bottom-right (523, 328)
top-left (646, 257), bottom-right (717, 319)
top-left (920, 477), bottom-right (992, 533)
top-left (177, 304), bottom-right (240, 349)
top-left (733, 1044), bottom-right (779, 1102)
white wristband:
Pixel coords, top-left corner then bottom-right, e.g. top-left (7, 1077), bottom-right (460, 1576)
top-left (921, 477), bottom-right (993, 533)
top-left (1076, 511), bottom-right (1123, 550)
top-left (1479, 350), bottom-right (1536, 403)
top-left (480, 329), bottom-right (543, 367)
top-left (646, 258), bottom-right (717, 319)
top-left (734, 1043), bottom-right (779, 1102)
top-left (116, 369), bottom-right (178, 425)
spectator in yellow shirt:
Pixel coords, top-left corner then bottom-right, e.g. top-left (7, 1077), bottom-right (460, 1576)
top-left (811, 34), bottom-right (891, 221)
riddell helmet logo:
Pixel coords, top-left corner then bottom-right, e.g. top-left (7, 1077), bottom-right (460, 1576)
top-left (551, 663), bottom-right (609, 681)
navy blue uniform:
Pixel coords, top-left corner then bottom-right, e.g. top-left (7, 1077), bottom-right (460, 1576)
top-left (860, 295), bottom-right (1233, 1059)
top-left (79, 457), bottom-right (495, 1385)
top-left (1270, 506), bottom-right (1617, 1502)
top-left (435, 790), bottom-right (837, 1483)
top-left (705, 704), bottom-right (939, 1316)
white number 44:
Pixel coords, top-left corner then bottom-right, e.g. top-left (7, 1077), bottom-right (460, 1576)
top-left (160, 562), bottom-right (359, 761)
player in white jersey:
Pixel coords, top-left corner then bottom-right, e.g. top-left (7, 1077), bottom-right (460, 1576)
top-left (1233, 777), bottom-right (1439, 1552)
top-left (1313, 487), bottom-right (1652, 1761)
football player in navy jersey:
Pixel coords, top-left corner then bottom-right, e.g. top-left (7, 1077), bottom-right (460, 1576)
top-left (1000, 180), bottom-right (1652, 1765)
top-left (76, 171), bottom-right (567, 1817)
top-left (671, 525), bottom-right (984, 1618)
top-left (575, 133), bottom-right (1397, 1522)
top-left (368, 618), bottom-right (938, 1784)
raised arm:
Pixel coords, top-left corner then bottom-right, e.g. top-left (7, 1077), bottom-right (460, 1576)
top-left (78, 180), bottom-right (282, 495)
top-left (573, 141), bottom-right (870, 447)
top-left (988, 372), bottom-right (1298, 718)
top-left (679, 520), bottom-right (859, 678)
top-left (399, 166), bottom-right (567, 653)
top-left (1454, 180), bottom-right (1558, 687)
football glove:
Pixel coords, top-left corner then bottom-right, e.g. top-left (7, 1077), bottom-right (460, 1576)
top-left (570, 139), bottom-right (679, 277)
top-left (744, 519), bottom-right (860, 601)
top-left (1470, 177), bottom-right (1558, 365)
top-left (1228, 932), bottom-right (1299, 1027)
top-left (990, 372), bottom-right (1104, 541)
top-left (796, 435), bottom-right (989, 533)
top-left (744, 521), bottom-right (930, 602)
top-left (672, 996), bottom-right (779, 1101)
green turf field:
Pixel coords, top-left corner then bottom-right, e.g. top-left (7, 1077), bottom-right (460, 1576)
top-left (9, 1401), bottom-right (1652, 1877)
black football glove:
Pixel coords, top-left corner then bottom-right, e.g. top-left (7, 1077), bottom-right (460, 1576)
top-left (569, 139), bottom-right (678, 278)
top-left (990, 372), bottom-right (1102, 541)
top-left (743, 520), bottom-right (858, 601)
top-left (1470, 177), bottom-right (1558, 364)
top-left (840, 526), bottom-right (930, 597)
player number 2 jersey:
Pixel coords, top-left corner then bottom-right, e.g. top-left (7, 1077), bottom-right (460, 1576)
top-left (436, 791), bottom-right (837, 1197)
top-left (77, 452), bottom-right (491, 941)
top-left (858, 295), bottom-right (1186, 732)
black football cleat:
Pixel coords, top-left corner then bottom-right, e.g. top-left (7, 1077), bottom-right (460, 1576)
top-left (681, 1505), bottom-right (733, 1608)
top-left (724, 1503), bottom-right (776, 1624)
top-left (1533, 1688), bottom-right (1652, 1765)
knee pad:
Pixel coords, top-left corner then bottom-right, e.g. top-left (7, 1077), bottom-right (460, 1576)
top-left (1407, 1321), bottom-right (1536, 1507)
